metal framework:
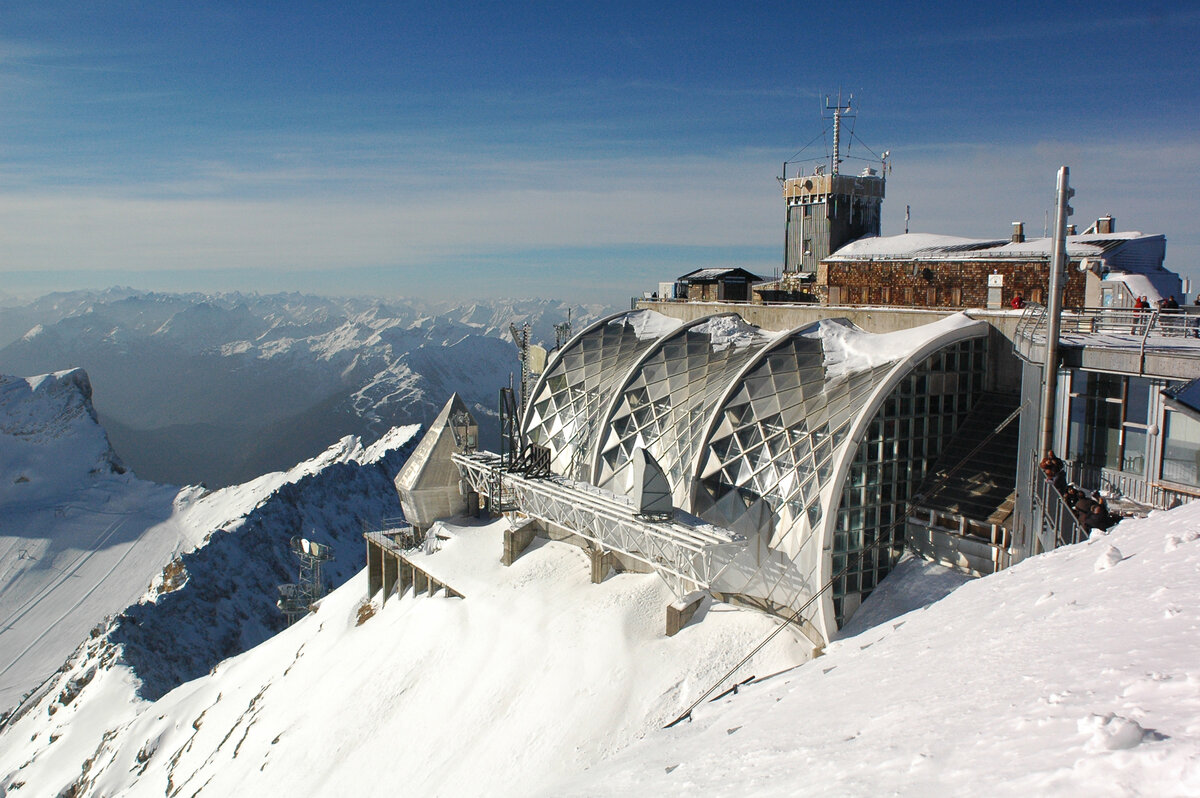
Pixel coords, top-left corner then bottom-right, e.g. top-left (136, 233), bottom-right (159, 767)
top-left (453, 451), bottom-right (743, 597)
top-left (277, 535), bottom-right (334, 624)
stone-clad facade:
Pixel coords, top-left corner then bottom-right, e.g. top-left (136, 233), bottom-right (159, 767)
top-left (818, 258), bottom-right (1085, 309)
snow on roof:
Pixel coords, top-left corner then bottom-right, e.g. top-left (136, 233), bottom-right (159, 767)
top-left (690, 314), bottom-right (775, 351)
top-left (814, 312), bottom-right (984, 379)
top-left (1103, 272), bottom-right (1167, 303)
top-left (829, 231), bottom-right (1161, 262)
top-left (678, 267), bottom-right (762, 282)
top-left (621, 308), bottom-right (684, 340)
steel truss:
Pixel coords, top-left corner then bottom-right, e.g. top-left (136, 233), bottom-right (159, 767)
top-left (452, 451), bottom-right (744, 598)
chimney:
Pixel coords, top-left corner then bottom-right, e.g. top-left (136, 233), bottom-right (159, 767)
top-left (1011, 221), bottom-right (1025, 243)
top-left (1066, 224), bottom-right (1077, 235)
top-left (1096, 215), bottom-right (1114, 234)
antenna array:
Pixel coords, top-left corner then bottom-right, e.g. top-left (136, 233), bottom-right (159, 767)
top-left (276, 534), bottom-right (334, 625)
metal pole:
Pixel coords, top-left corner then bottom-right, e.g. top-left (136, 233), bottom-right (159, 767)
top-left (1039, 166), bottom-right (1073, 458)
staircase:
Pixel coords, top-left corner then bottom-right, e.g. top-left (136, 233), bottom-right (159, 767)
top-left (906, 391), bottom-right (1021, 575)
top-left (919, 391), bottom-right (1021, 526)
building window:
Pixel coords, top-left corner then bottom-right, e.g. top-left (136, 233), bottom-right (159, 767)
top-left (832, 338), bottom-right (988, 627)
top-left (1067, 373), bottom-right (1151, 475)
top-left (1161, 410), bottom-right (1200, 488)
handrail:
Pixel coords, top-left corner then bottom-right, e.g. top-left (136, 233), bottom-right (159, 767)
top-left (1029, 460), bottom-right (1089, 548)
top-left (1015, 304), bottom-right (1200, 346)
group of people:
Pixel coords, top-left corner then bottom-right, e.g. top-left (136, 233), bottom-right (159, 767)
top-left (1039, 451), bottom-right (1117, 532)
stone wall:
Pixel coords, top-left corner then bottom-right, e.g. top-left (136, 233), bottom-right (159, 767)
top-left (823, 258), bottom-right (1085, 309)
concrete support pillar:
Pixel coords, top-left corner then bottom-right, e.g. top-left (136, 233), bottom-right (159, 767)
top-left (382, 554), bottom-right (398, 606)
top-left (502, 520), bottom-right (539, 566)
top-left (666, 591), bottom-right (706, 636)
top-left (590, 548), bottom-right (614, 584)
top-left (400, 560), bottom-right (413, 595)
top-left (366, 540), bottom-right (383, 599)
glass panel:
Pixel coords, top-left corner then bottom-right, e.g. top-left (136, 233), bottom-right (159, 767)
top-left (1125, 377), bottom-right (1151, 426)
top-left (1162, 410), bottom-right (1200, 488)
top-left (1122, 428), bottom-right (1147, 475)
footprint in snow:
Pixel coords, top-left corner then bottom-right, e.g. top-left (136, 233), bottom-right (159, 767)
top-left (1165, 535), bottom-right (1184, 552)
top-left (1094, 545), bottom-right (1123, 572)
top-left (1036, 591), bottom-right (1054, 605)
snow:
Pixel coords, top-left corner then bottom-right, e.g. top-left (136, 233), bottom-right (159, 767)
top-left (622, 309), bottom-right (684, 340)
top-left (0, 367), bottom-right (419, 713)
top-left (690, 314), bottom-right (774, 351)
top-left (830, 231), bottom-right (1161, 262)
top-left (833, 232), bottom-right (999, 258)
top-left (551, 505), bottom-right (1200, 797)
top-left (5, 489), bottom-right (1200, 796)
top-left (813, 312), bottom-right (982, 378)
top-left (1104, 271), bottom-right (1167, 303)
top-left (4, 355), bottom-right (1200, 796)
top-left (1, 520), bottom-right (807, 796)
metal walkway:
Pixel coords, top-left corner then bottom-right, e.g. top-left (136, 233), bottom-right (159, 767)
top-left (451, 451), bottom-right (744, 596)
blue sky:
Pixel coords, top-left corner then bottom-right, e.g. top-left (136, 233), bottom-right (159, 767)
top-left (1, 1), bottom-right (1198, 304)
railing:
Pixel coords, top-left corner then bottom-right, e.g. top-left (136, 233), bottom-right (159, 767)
top-left (1016, 303), bottom-right (1200, 347)
top-left (906, 507), bottom-right (1013, 575)
top-left (364, 525), bottom-right (421, 552)
top-left (451, 450), bottom-right (744, 599)
top-left (1065, 460), bottom-right (1199, 512)
top-left (1028, 459), bottom-right (1089, 550)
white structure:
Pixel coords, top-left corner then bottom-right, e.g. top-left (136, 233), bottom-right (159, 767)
top-left (515, 309), bottom-right (991, 639)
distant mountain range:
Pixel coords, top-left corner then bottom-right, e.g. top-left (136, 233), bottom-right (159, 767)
top-left (0, 291), bottom-right (605, 487)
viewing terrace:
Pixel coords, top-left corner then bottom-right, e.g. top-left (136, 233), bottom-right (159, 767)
top-left (1013, 304), bottom-right (1200, 380)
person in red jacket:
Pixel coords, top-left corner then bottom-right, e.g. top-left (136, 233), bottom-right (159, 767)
top-left (1010, 293), bottom-right (1026, 309)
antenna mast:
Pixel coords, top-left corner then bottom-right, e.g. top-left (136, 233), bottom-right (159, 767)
top-left (825, 92), bottom-right (854, 175)
top-left (553, 308), bottom-right (573, 351)
top-left (510, 322), bottom-right (531, 413)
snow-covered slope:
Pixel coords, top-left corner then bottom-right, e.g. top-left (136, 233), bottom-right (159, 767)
top-left (6, 502), bottom-right (1199, 797)
top-left (0, 520), bottom-right (808, 797)
top-left (553, 506), bottom-right (1200, 797)
top-left (0, 366), bottom-right (421, 716)
top-left (0, 292), bottom-right (605, 487)
top-left (0, 369), bottom-right (190, 712)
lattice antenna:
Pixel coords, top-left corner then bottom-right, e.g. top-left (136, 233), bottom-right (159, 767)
top-left (553, 308), bottom-right (573, 351)
top-left (510, 322), bottom-right (531, 413)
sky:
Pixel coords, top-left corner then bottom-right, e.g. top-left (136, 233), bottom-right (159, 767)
top-left (1, 1), bottom-right (1198, 305)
